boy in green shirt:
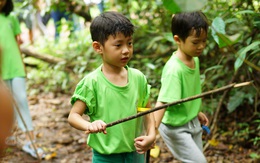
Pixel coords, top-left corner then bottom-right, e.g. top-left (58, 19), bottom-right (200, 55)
top-left (68, 11), bottom-right (156, 163)
top-left (154, 11), bottom-right (209, 162)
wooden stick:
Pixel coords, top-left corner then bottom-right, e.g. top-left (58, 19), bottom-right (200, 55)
top-left (106, 81), bottom-right (253, 128)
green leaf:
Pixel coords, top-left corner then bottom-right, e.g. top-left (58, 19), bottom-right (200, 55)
top-left (234, 41), bottom-right (260, 71)
top-left (162, 32), bottom-right (174, 43)
top-left (131, 1), bottom-right (140, 10)
top-left (236, 10), bottom-right (256, 15)
top-left (211, 17), bottom-right (226, 47)
top-left (146, 63), bottom-right (156, 70)
top-left (253, 16), bottom-right (260, 28)
top-left (216, 33), bottom-right (234, 48)
top-left (211, 17), bottom-right (239, 48)
top-left (228, 33), bottom-right (242, 43)
top-left (227, 92), bottom-right (245, 113)
top-left (211, 17), bottom-right (225, 47)
top-left (146, 36), bottom-right (164, 49)
top-left (162, 0), bottom-right (208, 13)
top-left (203, 65), bottom-right (223, 74)
top-left (212, 17), bottom-right (226, 34)
top-left (249, 152), bottom-right (260, 159)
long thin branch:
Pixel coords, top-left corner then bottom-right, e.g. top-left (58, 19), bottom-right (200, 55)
top-left (106, 82), bottom-right (252, 128)
top-left (21, 48), bottom-right (65, 64)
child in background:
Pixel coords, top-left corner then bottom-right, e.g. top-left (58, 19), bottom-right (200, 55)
top-left (154, 11), bottom-right (209, 163)
top-left (0, 0), bottom-right (45, 159)
top-left (68, 11), bottom-right (156, 162)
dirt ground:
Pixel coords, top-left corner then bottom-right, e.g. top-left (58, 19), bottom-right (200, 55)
top-left (0, 92), bottom-right (259, 163)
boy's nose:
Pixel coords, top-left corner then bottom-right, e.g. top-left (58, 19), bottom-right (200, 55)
top-left (122, 46), bottom-right (130, 54)
top-left (198, 42), bottom-right (206, 50)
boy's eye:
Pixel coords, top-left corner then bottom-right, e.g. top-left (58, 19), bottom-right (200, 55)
top-left (115, 44), bottom-right (121, 47)
top-left (128, 42), bottom-right (133, 46)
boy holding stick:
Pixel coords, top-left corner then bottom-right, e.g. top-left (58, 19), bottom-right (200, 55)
top-left (68, 11), bottom-right (156, 162)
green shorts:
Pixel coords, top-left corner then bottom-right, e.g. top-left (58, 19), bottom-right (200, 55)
top-left (92, 149), bottom-right (145, 163)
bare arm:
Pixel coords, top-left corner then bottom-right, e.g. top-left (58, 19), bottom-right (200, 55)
top-left (68, 100), bottom-right (89, 131)
top-left (144, 101), bottom-right (156, 139)
top-left (68, 100), bottom-right (107, 134)
top-left (153, 101), bottom-right (166, 129)
top-left (134, 101), bottom-right (156, 154)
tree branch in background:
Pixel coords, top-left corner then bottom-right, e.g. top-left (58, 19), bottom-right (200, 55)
top-left (21, 48), bottom-right (65, 64)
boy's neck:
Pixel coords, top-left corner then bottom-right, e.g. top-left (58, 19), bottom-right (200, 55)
top-left (101, 64), bottom-right (128, 86)
top-left (175, 49), bottom-right (195, 69)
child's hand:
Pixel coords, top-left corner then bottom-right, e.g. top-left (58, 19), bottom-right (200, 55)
top-left (85, 120), bottom-right (107, 134)
top-left (134, 135), bottom-right (155, 154)
top-left (198, 112), bottom-right (209, 126)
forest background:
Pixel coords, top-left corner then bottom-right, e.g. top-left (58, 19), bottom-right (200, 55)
top-left (2, 0), bottom-right (259, 162)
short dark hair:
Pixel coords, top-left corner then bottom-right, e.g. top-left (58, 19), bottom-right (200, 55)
top-left (1, 0), bottom-right (14, 16)
top-left (90, 11), bottom-right (134, 46)
top-left (171, 11), bottom-right (208, 41)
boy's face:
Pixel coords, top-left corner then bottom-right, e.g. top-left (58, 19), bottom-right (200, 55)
top-left (98, 32), bottom-right (133, 68)
top-left (178, 29), bottom-right (207, 58)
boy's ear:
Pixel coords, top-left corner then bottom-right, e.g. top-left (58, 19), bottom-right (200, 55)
top-left (92, 41), bottom-right (103, 53)
top-left (173, 35), bottom-right (181, 44)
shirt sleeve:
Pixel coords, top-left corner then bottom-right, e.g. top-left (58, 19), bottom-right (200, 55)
top-left (157, 70), bottom-right (182, 103)
top-left (71, 80), bottom-right (96, 115)
top-left (136, 70), bottom-right (151, 107)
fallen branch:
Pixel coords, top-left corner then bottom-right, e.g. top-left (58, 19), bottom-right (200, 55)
top-left (21, 48), bottom-right (65, 64)
top-left (21, 48), bottom-right (76, 73)
top-left (106, 81), bottom-right (253, 128)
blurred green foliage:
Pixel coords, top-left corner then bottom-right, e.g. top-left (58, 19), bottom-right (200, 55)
top-left (18, 0), bottom-right (259, 151)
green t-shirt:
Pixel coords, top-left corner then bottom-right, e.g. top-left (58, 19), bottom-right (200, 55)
top-left (0, 13), bottom-right (25, 80)
top-left (71, 65), bottom-right (150, 154)
top-left (157, 52), bottom-right (201, 127)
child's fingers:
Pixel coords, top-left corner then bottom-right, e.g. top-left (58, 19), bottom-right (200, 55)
top-left (134, 143), bottom-right (145, 154)
top-left (85, 120), bottom-right (107, 134)
top-left (134, 136), bottom-right (145, 142)
top-left (135, 144), bottom-right (148, 154)
top-left (84, 124), bottom-right (94, 134)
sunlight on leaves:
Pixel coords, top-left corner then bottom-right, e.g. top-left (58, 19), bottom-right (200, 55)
top-left (45, 152), bottom-right (57, 160)
top-left (162, 0), bottom-right (207, 13)
top-left (208, 139), bottom-right (219, 146)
